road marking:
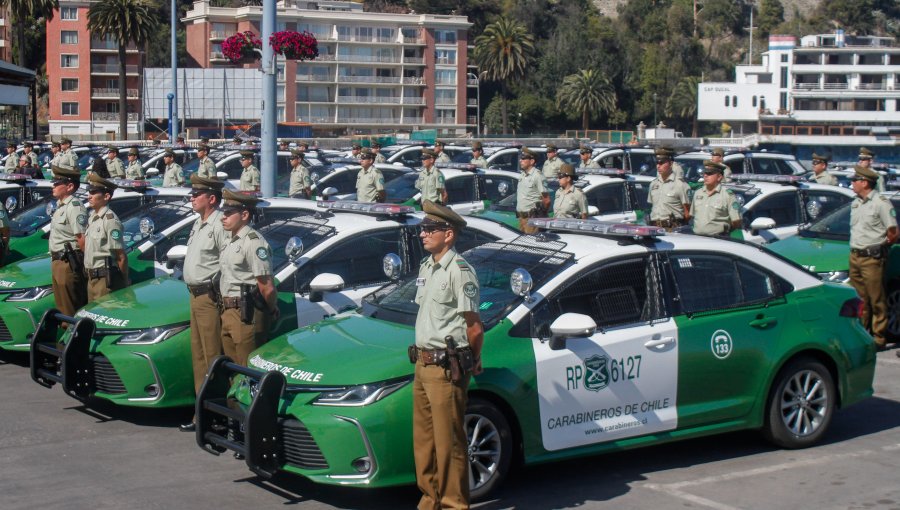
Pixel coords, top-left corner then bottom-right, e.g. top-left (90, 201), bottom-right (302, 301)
top-left (877, 356), bottom-right (900, 366)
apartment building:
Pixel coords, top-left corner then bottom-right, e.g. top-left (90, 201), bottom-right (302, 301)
top-left (698, 32), bottom-right (900, 137)
top-left (182, 0), bottom-right (476, 136)
top-left (0, 8), bottom-right (11, 63)
top-left (45, 0), bottom-right (143, 138)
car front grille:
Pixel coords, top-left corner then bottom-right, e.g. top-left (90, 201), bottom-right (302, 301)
top-left (280, 418), bottom-right (328, 470)
top-left (91, 355), bottom-right (126, 394)
top-left (0, 316), bottom-right (11, 342)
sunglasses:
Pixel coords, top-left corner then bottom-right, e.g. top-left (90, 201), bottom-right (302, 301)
top-left (189, 190), bottom-right (210, 198)
top-left (812, 160), bottom-right (825, 165)
top-left (420, 225), bottom-right (449, 234)
top-left (221, 208), bottom-right (243, 217)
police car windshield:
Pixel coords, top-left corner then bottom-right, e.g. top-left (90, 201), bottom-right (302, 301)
top-left (676, 157), bottom-right (706, 184)
top-left (252, 208), bottom-right (335, 273)
top-left (383, 173), bottom-right (419, 204)
top-left (9, 190), bottom-right (88, 237)
top-left (118, 200), bottom-right (195, 250)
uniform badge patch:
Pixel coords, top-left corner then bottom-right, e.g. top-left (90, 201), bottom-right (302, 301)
top-left (892, 209), bottom-right (897, 217)
top-left (76, 214), bottom-right (87, 226)
top-left (732, 201), bottom-right (740, 210)
top-left (379, 178), bottom-right (385, 185)
top-left (110, 229), bottom-right (121, 240)
top-left (463, 281), bottom-right (477, 298)
top-left (256, 247), bottom-right (269, 260)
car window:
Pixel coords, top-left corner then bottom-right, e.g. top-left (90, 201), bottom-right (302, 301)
top-left (744, 191), bottom-right (799, 227)
top-left (455, 228), bottom-right (500, 253)
top-left (319, 169), bottom-right (358, 195)
top-left (451, 150), bottom-right (474, 163)
top-left (479, 174), bottom-right (517, 202)
top-left (629, 152), bottom-right (657, 176)
top-left (137, 222), bottom-right (193, 263)
top-left (750, 157), bottom-right (792, 175)
top-left (489, 151), bottom-right (518, 172)
top-left (586, 182), bottom-right (627, 214)
top-left (384, 173), bottom-right (419, 203)
top-left (394, 148), bottom-right (422, 168)
top-left (119, 201), bottom-right (195, 251)
top-left (598, 152), bottom-right (624, 170)
top-left (676, 158), bottom-right (706, 184)
top-left (218, 158), bottom-right (243, 180)
top-left (289, 229), bottom-right (401, 292)
top-left (726, 158), bottom-right (744, 176)
top-left (630, 181), bottom-right (650, 211)
top-left (802, 190), bottom-right (852, 223)
top-left (446, 174), bottom-right (476, 203)
top-left (667, 253), bottom-right (781, 314)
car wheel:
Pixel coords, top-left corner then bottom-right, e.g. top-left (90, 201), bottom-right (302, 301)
top-left (885, 282), bottom-right (900, 340)
top-left (466, 397), bottom-right (513, 501)
top-left (763, 358), bottom-right (835, 449)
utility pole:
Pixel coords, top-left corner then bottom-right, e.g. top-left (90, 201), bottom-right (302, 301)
top-left (260, 0), bottom-right (276, 197)
top-left (170, 0), bottom-right (178, 141)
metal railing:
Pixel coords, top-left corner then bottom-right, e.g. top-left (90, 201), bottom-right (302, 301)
top-left (467, 78), bottom-right (478, 86)
top-left (91, 64), bottom-right (139, 74)
top-left (336, 96), bottom-right (403, 104)
top-left (92, 88), bottom-right (139, 98)
top-left (404, 57), bottom-right (425, 64)
top-left (92, 112), bottom-right (141, 121)
top-left (403, 76), bottom-right (426, 85)
top-left (210, 51), bottom-right (226, 60)
top-left (335, 117), bottom-right (424, 124)
top-left (315, 54), bottom-right (336, 61)
top-left (402, 37), bottom-right (426, 44)
top-left (435, 99), bottom-right (457, 105)
top-left (336, 34), bottom-right (396, 43)
top-left (337, 75), bottom-right (402, 84)
top-left (296, 74), bottom-right (332, 82)
top-left (90, 40), bottom-right (138, 51)
top-left (336, 54), bottom-right (400, 63)
top-left (434, 117), bottom-right (458, 124)
top-left (209, 31), bottom-right (235, 40)
top-left (467, 99), bottom-right (477, 106)
top-left (467, 116), bottom-right (477, 124)
top-left (858, 83), bottom-right (886, 90)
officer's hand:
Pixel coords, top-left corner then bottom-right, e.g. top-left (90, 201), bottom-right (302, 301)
top-left (473, 357), bottom-right (483, 376)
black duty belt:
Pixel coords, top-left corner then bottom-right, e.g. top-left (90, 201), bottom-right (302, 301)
top-left (187, 283), bottom-right (214, 297)
top-left (417, 347), bottom-right (472, 366)
top-left (651, 218), bottom-right (685, 228)
top-left (86, 267), bottom-right (110, 279)
top-left (221, 296), bottom-right (242, 309)
top-left (851, 246), bottom-right (883, 258)
top-left (51, 251), bottom-right (67, 261)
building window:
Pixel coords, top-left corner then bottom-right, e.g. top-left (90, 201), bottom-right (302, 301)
top-left (732, 96), bottom-right (738, 107)
top-left (61, 54), bottom-right (78, 68)
top-left (725, 96), bottom-right (730, 107)
top-left (435, 69), bottom-right (456, 85)
top-left (60, 6), bottom-right (77, 20)
top-left (61, 78), bottom-right (78, 91)
top-left (62, 102), bottom-right (79, 115)
top-left (436, 109), bottom-right (456, 123)
top-left (780, 67), bottom-right (788, 88)
top-left (435, 49), bottom-right (456, 65)
top-left (781, 54), bottom-right (788, 63)
top-left (752, 96), bottom-right (757, 107)
top-left (434, 30), bottom-right (456, 45)
top-left (61, 31), bottom-right (78, 44)
top-left (435, 88), bottom-right (456, 105)
top-left (780, 92), bottom-right (787, 110)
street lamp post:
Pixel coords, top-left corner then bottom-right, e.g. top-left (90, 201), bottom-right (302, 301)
top-left (653, 92), bottom-right (657, 127)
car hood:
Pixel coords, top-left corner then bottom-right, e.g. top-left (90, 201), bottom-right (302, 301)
top-left (0, 254), bottom-right (52, 289)
top-left (248, 313), bottom-right (413, 386)
top-left (767, 234), bottom-right (849, 273)
top-left (77, 277), bottom-right (190, 329)
top-left (469, 209), bottom-right (518, 229)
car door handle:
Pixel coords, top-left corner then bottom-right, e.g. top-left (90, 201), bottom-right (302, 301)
top-left (644, 337), bottom-right (675, 350)
top-left (749, 316), bottom-right (777, 328)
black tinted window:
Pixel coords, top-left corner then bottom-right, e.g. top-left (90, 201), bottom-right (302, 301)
top-left (629, 152), bottom-right (657, 176)
top-left (668, 253), bottom-right (780, 314)
top-left (586, 182), bottom-right (627, 214)
top-left (745, 191), bottom-right (799, 227)
top-left (290, 229), bottom-right (401, 291)
top-left (803, 190), bottom-right (851, 222)
top-left (394, 148), bottom-right (422, 168)
top-left (489, 151), bottom-right (518, 172)
top-left (446, 174), bottom-right (476, 203)
top-left (749, 157), bottom-right (793, 175)
top-left (480, 175), bottom-right (517, 202)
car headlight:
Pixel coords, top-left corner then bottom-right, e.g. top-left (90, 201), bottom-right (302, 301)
top-left (818, 271), bottom-right (850, 283)
top-left (7, 286), bottom-right (53, 302)
top-left (311, 377), bottom-right (411, 407)
top-left (116, 323), bottom-right (189, 345)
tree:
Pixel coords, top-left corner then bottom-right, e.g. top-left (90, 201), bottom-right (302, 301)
top-left (88, 0), bottom-right (158, 140)
top-left (0, 0), bottom-right (57, 66)
top-left (556, 69), bottom-right (616, 130)
top-left (757, 0), bottom-right (785, 38)
top-left (473, 17), bottom-right (535, 134)
top-left (665, 75), bottom-right (700, 136)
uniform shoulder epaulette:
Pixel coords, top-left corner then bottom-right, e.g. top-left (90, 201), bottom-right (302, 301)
top-left (455, 259), bottom-right (471, 271)
top-left (726, 189), bottom-right (734, 194)
top-left (71, 199), bottom-right (82, 206)
top-left (247, 232), bottom-right (259, 240)
top-left (105, 212), bottom-right (114, 219)
top-left (420, 255), bottom-right (429, 264)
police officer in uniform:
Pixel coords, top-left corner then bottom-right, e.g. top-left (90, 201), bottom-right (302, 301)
top-left (219, 189), bottom-right (278, 366)
top-left (162, 149), bottom-right (184, 187)
top-left (810, 153), bottom-right (837, 185)
top-left (356, 150), bottom-right (385, 202)
top-left (858, 147), bottom-right (884, 192)
top-left (541, 144), bottom-right (563, 180)
top-left (848, 165), bottom-right (898, 351)
top-left (4, 143), bottom-right (17, 172)
top-left (288, 150), bottom-right (311, 198)
top-left (196, 145), bottom-right (215, 178)
top-left (105, 146), bottom-right (125, 179)
top-left (416, 149), bottom-right (447, 205)
top-left (578, 146), bottom-right (599, 169)
top-left (372, 142), bottom-right (386, 163)
top-left (553, 164), bottom-right (587, 219)
top-left (278, 139), bottom-right (290, 152)
top-left (59, 138), bottom-right (78, 169)
top-left (180, 175), bottom-right (229, 432)
top-left (238, 150), bottom-right (260, 191)
top-left (83, 174), bottom-right (128, 301)
top-left (350, 144), bottom-right (363, 160)
top-left (48, 141), bottom-right (62, 169)
top-left (469, 142), bottom-right (487, 168)
top-left (516, 148), bottom-right (550, 233)
top-left (691, 160), bottom-right (741, 236)
top-left (648, 147), bottom-right (691, 230)
top-left (710, 147), bottom-right (728, 181)
top-left (49, 164), bottom-right (88, 317)
top-left (125, 147), bottom-right (144, 179)
top-left (22, 142), bottom-right (38, 167)
top-left (412, 200), bottom-right (483, 510)
top-left (434, 141), bottom-right (451, 164)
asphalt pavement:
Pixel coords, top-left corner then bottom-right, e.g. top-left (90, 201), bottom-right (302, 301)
top-left (1, 347), bottom-right (899, 510)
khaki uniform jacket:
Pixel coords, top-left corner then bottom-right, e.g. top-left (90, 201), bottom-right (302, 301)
top-left (415, 167), bottom-right (445, 204)
top-left (356, 166), bottom-right (384, 202)
top-left (288, 165), bottom-right (311, 196)
top-left (197, 157), bottom-right (216, 179)
top-left (542, 156), bottom-right (563, 180)
top-left (60, 149), bottom-right (78, 169)
top-left (435, 152), bottom-right (451, 164)
top-left (84, 205), bottom-right (124, 269)
top-left (4, 153), bottom-right (16, 171)
top-left (691, 185), bottom-right (740, 236)
top-left (49, 195), bottom-right (88, 252)
top-left (240, 165), bottom-right (260, 191)
top-left (48, 152), bottom-right (62, 169)
top-left (163, 162), bottom-right (184, 187)
top-left (553, 186), bottom-right (588, 218)
top-left (0, 204), bottom-right (8, 228)
top-left (813, 171), bottom-right (838, 186)
top-left (470, 156), bottom-right (487, 169)
top-left (106, 157), bottom-right (125, 178)
top-left (850, 190), bottom-right (897, 249)
top-left (579, 159), bottom-right (600, 169)
top-left (184, 209), bottom-right (229, 286)
top-left (648, 174), bottom-right (690, 221)
top-left (414, 249), bottom-right (480, 350)
top-left (374, 153), bottom-right (386, 164)
top-left (516, 168), bottom-right (546, 213)
top-left (25, 152), bottom-right (38, 167)
top-left (219, 224), bottom-right (273, 298)
top-left (125, 160), bottom-right (144, 179)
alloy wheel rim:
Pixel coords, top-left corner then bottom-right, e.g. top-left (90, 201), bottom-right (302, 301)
top-left (779, 369), bottom-right (829, 436)
top-left (466, 413), bottom-right (501, 491)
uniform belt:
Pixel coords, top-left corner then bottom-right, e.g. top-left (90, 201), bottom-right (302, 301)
top-left (515, 211), bottom-right (531, 219)
top-left (221, 296), bottom-right (242, 309)
top-left (651, 218), bottom-right (685, 228)
top-left (417, 347), bottom-right (471, 366)
top-left (851, 246), bottom-right (883, 258)
top-left (51, 251), bottom-right (67, 261)
top-left (86, 267), bottom-right (110, 279)
top-left (187, 283), bottom-right (214, 297)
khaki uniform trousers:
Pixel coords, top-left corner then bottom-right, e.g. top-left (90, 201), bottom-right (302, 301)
top-left (51, 259), bottom-right (86, 317)
top-left (412, 361), bottom-right (470, 510)
top-left (849, 252), bottom-right (888, 346)
top-left (86, 273), bottom-right (127, 302)
top-left (190, 293), bottom-right (222, 392)
top-left (517, 216), bottom-right (538, 235)
top-left (220, 307), bottom-right (269, 366)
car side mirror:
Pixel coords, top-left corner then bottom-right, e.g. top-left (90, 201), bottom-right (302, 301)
top-left (548, 313), bottom-right (597, 351)
top-left (216, 171), bottom-right (229, 180)
top-left (309, 273), bottom-right (344, 303)
top-left (749, 216), bottom-right (776, 235)
top-left (165, 244), bottom-right (187, 270)
top-left (320, 186), bottom-right (339, 200)
top-left (145, 168), bottom-right (160, 178)
top-left (587, 205), bottom-right (599, 216)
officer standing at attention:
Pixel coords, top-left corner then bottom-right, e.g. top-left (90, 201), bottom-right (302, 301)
top-left (554, 164), bottom-right (588, 219)
top-left (858, 147), bottom-right (884, 192)
top-left (416, 149), bottom-right (447, 205)
top-left (350, 143), bottom-right (363, 160)
top-left (238, 150), bottom-right (260, 192)
top-left (219, 189), bottom-right (278, 366)
top-left (105, 146), bottom-right (125, 179)
top-left (469, 142), bottom-right (487, 168)
top-left (49, 164), bottom-right (88, 317)
top-left (0, 197), bottom-right (9, 264)
top-left (412, 200), bottom-right (483, 510)
top-left (578, 146), bottom-right (599, 169)
top-left (288, 150), bottom-right (311, 198)
top-left (196, 145), bottom-right (215, 178)
top-left (709, 147), bottom-right (728, 181)
top-left (356, 150), bottom-right (385, 203)
top-left (434, 141), bottom-right (452, 164)
top-left (22, 142), bottom-right (38, 167)
top-left (516, 148), bottom-right (550, 233)
top-left (810, 153), bottom-right (837, 185)
top-left (162, 149), bottom-right (184, 187)
top-left (125, 148), bottom-right (144, 179)
top-left (83, 174), bottom-right (128, 301)
top-left (648, 147), bottom-right (691, 230)
top-left (59, 138), bottom-right (78, 168)
top-left (848, 165), bottom-right (898, 352)
top-left (541, 144), bottom-right (563, 180)
top-left (48, 141), bottom-right (62, 168)
top-left (372, 142), bottom-right (387, 163)
top-left (180, 175), bottom-right (228, 432)
top-left (3, 143), bottom-right (17, 172)
top-left (691, 160), bottom-right (741, 236)
top-left (278, 139), bottom-right (290, 152)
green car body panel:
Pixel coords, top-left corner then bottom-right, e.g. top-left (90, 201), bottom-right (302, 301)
top-left (767, 234), bottom-right (850, 274)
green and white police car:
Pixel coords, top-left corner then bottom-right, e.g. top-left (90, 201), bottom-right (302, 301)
top-left (380, 163), bottom-right (521, 214)
top-left (192, 219), bottom-right (875, 500)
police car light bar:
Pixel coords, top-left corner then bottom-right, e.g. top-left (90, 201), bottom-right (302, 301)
top-left (578, 167), bottom-right (628, 177)
top-left (529, 218), bottom-right (666, 238)
top-left (0, 173), bottom-right (32, 182)
top-left (317, 200), bottom-right (415, 216)
top-left (322, 156), bottom-right (361, 165)
top-left (730, 174), bottom-right (802, 185)
top-left (392, 140), bottom-right (427, 146)
top-left (109, 178), bottom-right (152, 191)
top-left (435, 162), bottom-right (477, 171)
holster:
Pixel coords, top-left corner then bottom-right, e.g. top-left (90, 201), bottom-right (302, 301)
top-left (239, 284), bottom-right (254, 325)
top-left (104, 257), bottom-right (113, 289)
top-left (445, 336), bottom-right (462, 383)
top-left (208, 274), bottom-right (222, 306)
top-left (64, 242), bottom-right (84, 275)
top-left (407, 345), bottom-right (418, 364)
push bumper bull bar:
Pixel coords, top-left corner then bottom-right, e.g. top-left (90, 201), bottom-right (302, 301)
top-left (29, 308), bottom-right (97, 399)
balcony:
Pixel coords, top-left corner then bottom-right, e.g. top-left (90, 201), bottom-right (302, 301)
top-left (467, 116), bottom-right (477, 125)
top-left (402, 36), bottom-right (426, 45)
top-left (434, 117), bottom-right (458, 124)
top-left (336, 96), bottom-right (403, 104)
top-left (337, 34), bottom-right (397, 43)
top-left (404, 57), bottom-right (425, 65)
top-left (92, 88), bottom-right (140, 99)
top-left (90, 40), bottom-right (138, 52)
top-left (209, 31), bottom-right (234, 41)
top-left (403, 76), bottom-right (426, 85)
top-left (435, 80), bottom-right (456, 86)
top-left (792, 83), bottom-right (896, 91)
top-left (336, 54), bottom-right (401, 64)
top-left (858, 83), bottom-right (887, 90)
top-left (92, 112), bottom-right (141, 122)
top-left (337, 75), bottom-right (402, 84)
top-left (296, 74), bottom-right (333, 82)
top-left (435, 99), bottom-right (457, 106)
top-left (467, 99), bottom-right (477, 106)
top-left (92, 64), bottom-right (139, 75)
top-left (210, 51), bottom-right (227, 62)
top-left (335, 117), bottom-right (425, 124)
top-left (315, 54), bottom-right (336, 62)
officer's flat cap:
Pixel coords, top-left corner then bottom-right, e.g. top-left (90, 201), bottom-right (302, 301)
top-left (702, 160), bottom-right (727, 173)
top-left (811, 152), bottom-right (830, 163)
top-left (579, 146), bottom-right (592, 155)
top-left (107, 145), bottom-right (119, 153)
top-left (655, 147), bottom-right (675, 162)
top-left (87, 173), bottom-right (118, 193)
top-left (711, 148), bottom-right (725, 157)
top-left (23, 141), bottom-right (33, 148)
top-left (221, 188), bottom-right (261, 213)
top-left (371, 142), bottom-right (381, 149)
top-left (360, 149), bottom-right (376, 160)
top-left (190, 173), bottom-right (225, 191)
top-left (434, 141), bottom-right (445, 148)
top-left (51, 164), bottom-right (80, 182)
top-left (422, 149), bottom-right (437, 159)
top-left (298, 141), bottom-right (309, 148)
top-left (521, 148), bottom-right (538, 159)
top-left (351, 144), bottom-right (362, 150)
top-left (60, 138), bottom-right (73, 145)
top-left (546, 144), bottom-right (558, 152)
top-left (422, 200), bottom-right (466, 230)
top-left (197, 145), bottom-right (210, 152)
top-left (200, 137), bottom-right (210, 144)
top-left (854, 164), bottom-right (879, 182)
top-left (472, 142), bottom-right (483, 150)
top-left (232, 136), bottom-right (242, 143)
top-left (558, 164), bottom-right (576, 177)
top-left (239, 150), bottom-right (254, 158)
top-left (289, 149), bottom-right (304, 160)
top-left (51, 141), bottom-right (60, 148)
top-left (128, 147), bottom-right (140, 156)
top-left (859, 147), bottom-right (875, 160)
top-left (163, 149), bottom-right (176, 157)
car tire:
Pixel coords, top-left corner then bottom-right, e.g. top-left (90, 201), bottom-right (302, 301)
top-left (466, 397), bottom-right (513, 501)
top-left (762, 358), bottom-right (835, 449)
top-left (885, 281), bottom-right (900, 341)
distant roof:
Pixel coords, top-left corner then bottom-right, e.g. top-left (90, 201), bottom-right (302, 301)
top-left (0, 60), bottom-right (36, 83)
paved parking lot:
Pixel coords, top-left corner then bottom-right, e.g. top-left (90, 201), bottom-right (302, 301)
top-left (2, 348), bottom-right (899, 510)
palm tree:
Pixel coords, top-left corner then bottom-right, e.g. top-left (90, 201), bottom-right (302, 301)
top-left (665, 76), bottom-right (701, 137)
top-left (0, 0), bottom-right (58, 66)
top-left (473, 17), bottom-right (534, 134)
top-left (88, 0), bottom-right (158, 140)
top-left (556, 69), bottom-right (616, 131)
